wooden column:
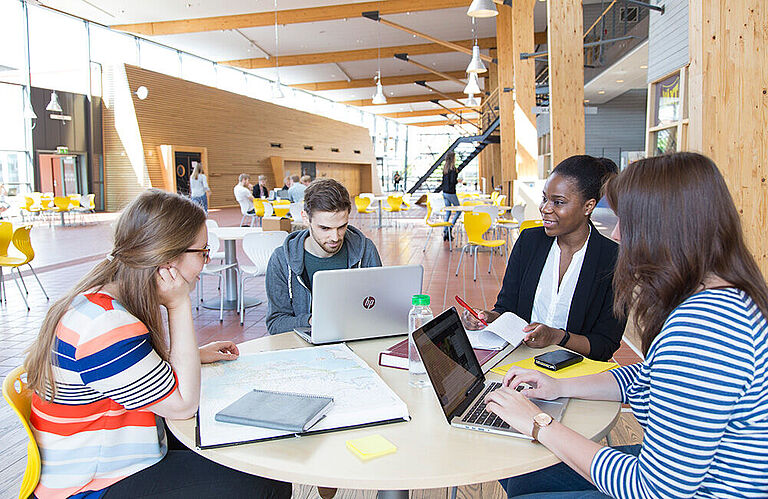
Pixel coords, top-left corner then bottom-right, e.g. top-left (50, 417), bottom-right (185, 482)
top-left (512, 0), bottom-right (538, 180)
top-left (547, 0), bottom-right (585, 165)
top-left (479, 48), bottom-right (501, 193)
top-left (688, 0), bottom-right (768, 275)
top-left (496, 7), bottom-right (517, 197)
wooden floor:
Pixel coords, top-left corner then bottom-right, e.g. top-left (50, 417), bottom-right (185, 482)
top-left (0, 204), bottom-right (642, 498)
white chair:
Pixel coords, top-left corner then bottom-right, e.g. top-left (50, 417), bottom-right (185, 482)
top-left (239, 231), bottom-right (289, 324)
top-left (239, 202), bottom-right (258, 227)
top-left (205, 222), bottom-right (226, 262)
top-left (288, 202), bottom-right (304, 222)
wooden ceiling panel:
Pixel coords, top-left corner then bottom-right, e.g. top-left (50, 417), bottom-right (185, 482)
top-left (341, 92), bottom-right (468, 106)
top-left (291, 71), bottom-right (468, 91)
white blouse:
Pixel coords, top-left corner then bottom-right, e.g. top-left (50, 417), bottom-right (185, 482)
top-left (189, 174), bottom-right (209, 198)
top-left (530, 227), bottom-right (591, 330)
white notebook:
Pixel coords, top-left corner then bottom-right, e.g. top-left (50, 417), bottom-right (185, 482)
top-left (467, 312), bottom-right (528, 350)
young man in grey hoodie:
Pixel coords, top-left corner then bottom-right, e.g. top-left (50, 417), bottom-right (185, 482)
top-left (265, 178), bottom-right (382, 335)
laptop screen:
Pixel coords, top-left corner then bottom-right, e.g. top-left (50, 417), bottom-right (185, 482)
top-left (413, 307), bottom-right (485, 420)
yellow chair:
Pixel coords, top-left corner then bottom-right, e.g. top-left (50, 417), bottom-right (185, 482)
top-left (422, 203), bottom-right (454, 252)
top-left (519, 219), bottom-right (544, 233)
top-left (272, 199), bottom-right (290, 218)
top-left (251, 198), bottom-right (274, 227)
top-left (52, 197), bottom-right (72, 225)
top-left (0, 221), bottom-right (12, 302)
top-left (490, 191), bottom-right (499, 202)
top-left (0, 225), bottom-right (49, 310)
top-left (461, 199), bottom-right (484, 207)
top-left (3, 367), bottom-right (41, 499)
top-left (354, 195), bottom-right (375, 214)
top-left (455, 211), bottom-right (506, 281)
top-left (21, 195), bottom-right (44, 223)
top-left (383, 195), bottom-right (403, 213)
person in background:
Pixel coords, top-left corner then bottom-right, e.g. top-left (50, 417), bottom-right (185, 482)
top-left (189, 164), bottom-right (211, 213)
top-left (287, 174), bottom-right (308, 202)
top-left (463, 155), bottom-right (624, 361)
top-left (233, 173), bottom-right (255, 224)
top-left (282, 175), bottom-right (292, 190)
top-left (486, 152), bottom-right (768, 498)
top-left (265, 178), bottom-right (381, 335)
top-left (0, 182), bottom-right (9, 219)
top-left (24, 190), bottom-right (291, 499)
top-left (393, 171), bottom-right (402, 191)
top-left (441, 152), bottom-right (461, 241)
top-left (253, 174), bottom-right (270, 199)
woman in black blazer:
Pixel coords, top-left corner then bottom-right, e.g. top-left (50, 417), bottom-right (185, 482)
top-left (464, 155), bottom-right (624, 361)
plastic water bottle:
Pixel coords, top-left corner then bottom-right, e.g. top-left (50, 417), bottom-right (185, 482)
top-left (408, 294), bottom-right (433, 388)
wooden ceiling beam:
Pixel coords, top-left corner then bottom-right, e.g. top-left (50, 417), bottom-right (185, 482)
top-left (111, 0), bottom-right (470, 36)
top-left (378, 107), bottom-right (477, 118)
top-left (291, 71), bottom-right (467, 91)
top-left (407, 120), bottom-right (459, 127)
top-left (340, 92), bottom-right (468, 106)
top-left (221, 37), bottom-right (496, 69)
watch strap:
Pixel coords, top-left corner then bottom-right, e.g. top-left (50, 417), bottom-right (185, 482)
top-left (557, 329), bottom-right (570, 347)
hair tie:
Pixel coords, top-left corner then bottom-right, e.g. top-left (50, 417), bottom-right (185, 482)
top-left (106, 253), bottom-right (115, 262)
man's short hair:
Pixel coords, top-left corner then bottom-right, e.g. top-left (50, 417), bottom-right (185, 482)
top-left (304, 179), bottom-right (351, 219)
top-left (258, 175), bottom-right (267, 181)
top-left (291, 175), bottom-right (300, 183)
top-left (238, 173), bottom-right (250, 182)
top-left (300, 175), bottom-right (311, 184)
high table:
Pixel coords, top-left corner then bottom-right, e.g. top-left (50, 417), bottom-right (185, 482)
top-left (167, 334), bottom-right (620, 498)
top-left (204, 226), bottom-right (263, 311)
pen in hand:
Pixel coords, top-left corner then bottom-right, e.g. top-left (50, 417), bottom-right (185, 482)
top-left (455, 295), bottom-right (489, 327)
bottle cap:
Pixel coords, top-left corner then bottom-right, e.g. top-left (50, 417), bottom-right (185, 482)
top-left (412, 294), bottom-right (430, 306)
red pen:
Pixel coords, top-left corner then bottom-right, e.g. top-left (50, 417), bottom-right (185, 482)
top-left (455, 295), bottom-right (488, 326)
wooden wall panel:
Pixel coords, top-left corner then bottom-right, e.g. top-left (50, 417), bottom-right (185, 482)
top-left (496, 8), bottom-right (517, 198)
top-left (512, 0), bottom-right (538, 180)
top-left (102, 64), bottom-right (376, 211)
top-left (547, 0), bottom-right (585, 165)
top-left (688, 0), bottom-right (768, 275)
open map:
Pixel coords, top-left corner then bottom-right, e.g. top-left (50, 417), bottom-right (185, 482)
top-left (197, 343), bottom-right (410, 448)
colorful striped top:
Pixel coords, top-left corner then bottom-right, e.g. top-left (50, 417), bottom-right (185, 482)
top-left (31, 291), bottom-right (178, 499)
top-left (591, 288), bottom-right (768, 498)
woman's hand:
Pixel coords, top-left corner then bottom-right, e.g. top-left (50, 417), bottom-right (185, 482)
top-left (461, 309), bottom-right (499, 331)
top-left (503, 366), bottom-right (565, 400)
top-left (156, 267), bottom-right (191, 311)
top-left (484, 386), bottom-right (542, 437)
top-left (523, 322), bottom-right (565, 348)
top-left (199, 341), bottom-right (240, 364)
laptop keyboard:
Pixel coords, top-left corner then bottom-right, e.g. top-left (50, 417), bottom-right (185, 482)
top-left (460, 382), bottom-right (514, 429)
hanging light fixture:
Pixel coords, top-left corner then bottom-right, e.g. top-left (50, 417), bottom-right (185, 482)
top-left (467, 0), bottom-right (498, 18)
top-left (46, 91), bottom-right (62, 112)
top-left (372, 72), bottom-right (387, 104)
top-left (23, 92), bottom-right (37, 120)
top-left (371, 14), bottom-right (386, 104)
top-left (271, 0), bottom-right (284, 99)
top-left (466, 94), bottom-right (480, 107)
top-left (466, 46), bottom-right (487, 74)
top-left (464, 72), bottom-right (482, 95)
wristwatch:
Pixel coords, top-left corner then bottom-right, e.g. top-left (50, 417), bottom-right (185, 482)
top-left (558, 329), bottom-right (571, 347)
top-left (531, 412), bottom-right (554, 443)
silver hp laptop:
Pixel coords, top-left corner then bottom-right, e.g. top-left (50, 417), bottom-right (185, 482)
top-left (295, 265), bottom-right (423, 344)
top-left (413, 307), bottom-right (569, 439)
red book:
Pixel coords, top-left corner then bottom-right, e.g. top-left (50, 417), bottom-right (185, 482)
top-left (379, 338), bottom-right (502, 370)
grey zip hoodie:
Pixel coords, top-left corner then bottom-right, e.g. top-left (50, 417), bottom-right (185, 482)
top-left (265, 225), bottom-right (382, 335)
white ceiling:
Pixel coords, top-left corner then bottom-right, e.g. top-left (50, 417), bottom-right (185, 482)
top-left (584, 41), bottom-right (648, 104)
top-left (37, 0), bottom-right (647, 124)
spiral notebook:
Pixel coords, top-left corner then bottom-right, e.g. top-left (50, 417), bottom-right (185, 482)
top-left (215, 389), bottom-right (334, 433)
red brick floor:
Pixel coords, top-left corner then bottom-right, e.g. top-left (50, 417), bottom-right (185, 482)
top-left (0, 204), bottom-right (640, 494)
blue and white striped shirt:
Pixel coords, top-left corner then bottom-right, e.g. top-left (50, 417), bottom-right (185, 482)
top-left (590, 288), bottom-right (768, 498)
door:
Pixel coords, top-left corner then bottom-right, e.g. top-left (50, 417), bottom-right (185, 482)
top-left (300, 161), bottom-right (316, 180)
top-left (174, 151), bottom-right (201, 196)
top-left (61, 157), bottom-right (78, 195)
top-left (37, 154), bottom-right (65, 196)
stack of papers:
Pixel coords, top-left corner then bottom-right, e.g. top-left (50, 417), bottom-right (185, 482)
top-left (466, 312), bottom-right (528, 350)
top-left (490, 355), bottom-right (619, 379)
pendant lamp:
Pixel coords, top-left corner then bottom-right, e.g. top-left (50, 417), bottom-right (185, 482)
top-left (372, 72), bottom-right (387, 104)
top-left (271, 0), bottom-right (284, 99)
top-left (24, 95), bottom-right (37, 120)
top-left (467, 0), bottom-right (498, 18)
top-left (464, 73), bottom-right (482, 95)
top-left (272, 78), bottom-right (285, 99)
top-left (466, 94), bottom-right (480, 107)
top-left (46, 91), bottom-right (63, 112)
top-left (466, 45), bottom-right (487, 74)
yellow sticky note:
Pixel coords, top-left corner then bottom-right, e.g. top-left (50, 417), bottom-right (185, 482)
top-left (490, 355), bottom-right (619, 379)
top-left (346, 434), bottom-right (397, 461)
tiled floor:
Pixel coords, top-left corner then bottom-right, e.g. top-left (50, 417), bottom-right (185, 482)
top-left (0, 202), bottom-right (640, 497)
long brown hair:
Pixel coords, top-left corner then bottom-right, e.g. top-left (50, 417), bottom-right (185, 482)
top-left (606, 152), bottom-right (768, 354)
top-left (25, 189), bottom-right (206, 399)
top-left (444, 152), bottom-right (456, 173)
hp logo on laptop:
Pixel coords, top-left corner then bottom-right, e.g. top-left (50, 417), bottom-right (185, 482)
top-left (362, 296), bottom-right (376, 309)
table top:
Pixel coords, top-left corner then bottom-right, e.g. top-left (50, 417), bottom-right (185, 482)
top-left (167, 334), bottom-right (620, 490)
top-left (209, 226), bottom-right (264, 240)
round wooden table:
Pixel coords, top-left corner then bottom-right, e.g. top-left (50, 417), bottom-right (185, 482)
top-left (205, 226), bottom-right (263, 310)
top-left (167, 334), bottom-right (620, 497)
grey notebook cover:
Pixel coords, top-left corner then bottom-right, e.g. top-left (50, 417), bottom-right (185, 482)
top-left (215, 389), bottom-right (334, 433)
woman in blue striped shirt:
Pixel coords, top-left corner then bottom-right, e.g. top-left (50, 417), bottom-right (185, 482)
top-left (485, 152), bottom-right (768, 498)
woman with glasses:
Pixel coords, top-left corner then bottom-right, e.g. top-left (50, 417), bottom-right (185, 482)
top-left (24, 189), bottom-right (291, 499)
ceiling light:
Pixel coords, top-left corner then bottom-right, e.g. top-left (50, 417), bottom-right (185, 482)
top-left (464, 73), bottom-right (482, 95)
top-left (467, 0), bottom-right (498, 18)
top-left (46, 91), bottom-right (63, 113)
top-left (584, 99), bottom-right (590, 103)
top-left (135, 86), bottom-right (148, 100)
top-left (466, 45), bottom-right (487, 74)
top-left (640, 64), bottom-right (648, 69)
top-left (615, 79), bottom-right (624, 83)
top-left (372, 72), bottom-right (387, 104)
top-left (466, 94), bottom-right (480, 107)
top-left (272, 78), bottom-right (284, 99)
top-left (597, 90), bottom-right (606, 95)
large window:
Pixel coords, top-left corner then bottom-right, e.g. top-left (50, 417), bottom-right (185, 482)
top-left (646, 67), bottom-right (688, 156)
top-left (140, 40), bottom-right (181, 78)
top-left (0, 83), bottom-right (32, 194)
top-left (0, 1), bottom-right (26, 86)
